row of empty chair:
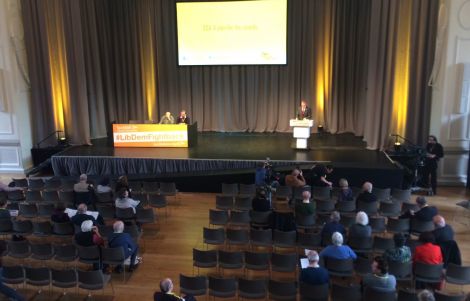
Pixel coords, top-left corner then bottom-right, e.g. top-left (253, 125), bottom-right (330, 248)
top-left (178, 272), bottom-right (468, 301)
top-left (2, 266), bottom-right (113, 298)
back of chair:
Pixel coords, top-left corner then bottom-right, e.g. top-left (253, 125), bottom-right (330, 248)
top-left (268, 279), bottom-right (297, 301)
top-left (25, 267), bottom-right (51, 286)
top-left (363, 287), bottom-right (396, 301)
top-left (434, 291), bottom-right (466, 301)
top-left (299, 282), bottom-right (329, 301)
top-left (193, 248), bottom-right (217, 268)
top-left (238, 278), bottom-right (267, 299)
top-left (414, 262), bottom-right (444, 283)
top-left (331, 283), bottom-right (362, 301)
top-left (179, 274), bottom-right (207, 296)
top-left (324, 258), bottom-right (354, 277)
top-left (397, 288), bottom-right (418, 301)
top-left (445, 263), bottom-right (470, 285)
top-left (51, 268), bottom-right (77, 288)
top-left (208, 276), bottom-right (236, 298)
top-left (115, 207), bottom-right (135, 220)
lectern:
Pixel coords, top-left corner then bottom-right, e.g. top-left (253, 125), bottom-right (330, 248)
top-left (289, 119), bottom-right (314, 149)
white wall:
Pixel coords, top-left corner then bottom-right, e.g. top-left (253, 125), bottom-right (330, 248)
top-left (430, 0), bottom-right (470, 186)
top-left (0, 0), bottom-right (32, 173)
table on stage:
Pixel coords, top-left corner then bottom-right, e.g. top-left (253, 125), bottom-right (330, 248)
top-left (112, 122), bottom-right (197, 147)
top-left (289, 119), bottom-right (314, 149)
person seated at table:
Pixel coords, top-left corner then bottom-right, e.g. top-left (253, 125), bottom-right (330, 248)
top-left (159, 112), bottom-right (175, 124)
top-left (176, 110), bottom-right (190, 124)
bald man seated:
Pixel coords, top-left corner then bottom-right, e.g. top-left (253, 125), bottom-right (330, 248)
top-left (154, 278), bottom-right (196, 301)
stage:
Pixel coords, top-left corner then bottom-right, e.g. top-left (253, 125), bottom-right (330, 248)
top-left (51, 132), bottom-right (404, 192)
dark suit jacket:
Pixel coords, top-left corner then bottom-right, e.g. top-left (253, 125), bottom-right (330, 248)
top-left (356, 191), bottom-right (377, 203)
top-left (432, 224), bottom-right (454, 244)
top-left (176, 116), bottom-right (190, 124)
top-left (297, 106), bottom-right (312, 120)
top-left (414, 206), bottom-right (438, 222)
top-left (71, 213), bottom-right (97, 227)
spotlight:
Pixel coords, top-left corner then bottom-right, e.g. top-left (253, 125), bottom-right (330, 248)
top-left (317, 125), bottom-right (324, 133)
top-left (394, 141), bottom-right (401, 152)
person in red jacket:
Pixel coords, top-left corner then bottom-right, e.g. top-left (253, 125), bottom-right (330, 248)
top-left (413, 231), bottom-right (443, 289)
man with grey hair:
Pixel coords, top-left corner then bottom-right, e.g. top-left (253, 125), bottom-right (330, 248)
top-left (108, 220), bottom-right (140, 273)
top-left (295, 191), bottom-right (315, 215)
top-left (356, 181), bottom-right (377, 203)
top-left (319, 232), bottom-right (357, 260)
top-left (300, 250), bottom-right (329, 285)
top-left (432, 215), bottom-right (454, 244)
top-left (154, 278), bottom-right (196, 301)
top-left (349, 211), bottom-right (372, 239)
top-left (417, 290), bottom-right (435, 301)
top-left (320, 211), bottom-right (346, 244)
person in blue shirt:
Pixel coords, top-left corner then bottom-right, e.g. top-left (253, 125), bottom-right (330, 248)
top-left (319, 232), bottom-right (357, 260)
top-left (108, 221), bottom-right (140, 273)
top-left (300, 250), bottom-right (329, 285)
top-left (320, 211), bottom-right (346, 243)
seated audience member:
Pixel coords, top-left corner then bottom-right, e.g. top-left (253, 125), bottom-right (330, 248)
top-left (295, 191), bottom-right (315, 215)
top-left (401, 196), bottom-right (438, 222)
top-left (51, 202), bottom-right (70, 223)
top-left (71, 203), bottom-right (99, 226)
top-left (348, 211), bottom-right (372, 239)
top-left (96, 177), bottom-right (112, 194)
top-left (252, 188), bottom-right (271, 212)
top-left (362, 256), bottom-right (396, 290)
top-left (321, 211), bottom-right (346, 240)
top-left (73, 174), bottom-right (92, 193)
top-left (108, 221), bottom-right (140, 273)
top-left (115, 175), bottom-right (131, 196)
top-left (159, 112), bottom-right (175, 124)
top-left (337, 178), bottom-right (354, 202)
top-left (413, 232), bottom-right (443, 265)
top-left (418, 290), bottom-right (435, 301)
top-left (176, 110), bottom-right (190, 124)
top-left (0, 240), bottom-right (26, 301)
top-left (383, 233), bottom-right (411, 263)
top-left (310, 164), bottom-right (333, 187)
top-left (74, 220), bottom-right (104, 247)
top-left (319, 232), bottom-right (357, 260)
top-left (300, 250), bottom-right (329, 285)
top-left (356, 182), bottom-right (377, 203)
top-left (432, 215), bottom-right (454, 244)
top-left (0, 199), bottom-right (11, 219)
top-left (115, 188), bottom-right (140, 213)
top-left (285, 168), bottom-right (306, 188)
top-left (154, 278), bottom-right (196, 301)
top-left (0, 181), bottom-right (23, 192)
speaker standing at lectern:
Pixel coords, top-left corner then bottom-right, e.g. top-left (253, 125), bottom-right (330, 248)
top-left (297, 100), bottom-right (312, 120)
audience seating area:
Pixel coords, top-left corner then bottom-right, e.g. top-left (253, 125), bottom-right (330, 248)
top-left (181, 182), bottom-right (469, 301)
top-left (0, 176), bottom-right (171, 300)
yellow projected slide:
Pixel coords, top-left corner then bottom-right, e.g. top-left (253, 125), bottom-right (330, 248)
top-left (176, 0), bottom-right (287, 65)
